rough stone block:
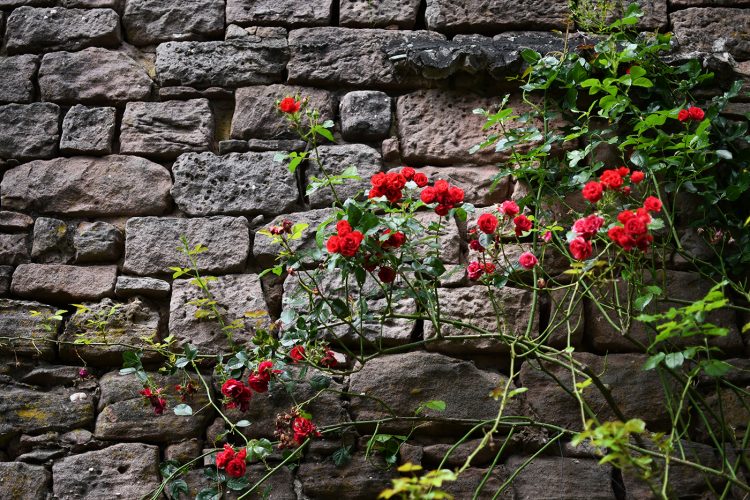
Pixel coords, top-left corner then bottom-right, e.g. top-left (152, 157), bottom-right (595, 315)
top-left (0, 233), bottom-right (30, 266)
top-left (298, 453), bottom-right (396, 499)
top-left (287, 28), bottom-right (447, 89)
top-left (31, 217), bottom-right (74, 264)
top-left (0, 266), bottom-right (12, 296)
top-left (308, 144), bottom-right (382, 208)
top-left (339, 0), bottom-right (421, 28)
top-left (425, 0), bottom-right (570, 33)
top-left (0, 103), bottom-right (60, 160)
top-left (39, 47), bottom-right (152, 104)
top-left (226, 0), bottom-right (332, 26)
top-left (442, 466), bottom-right (513, 499)
top-left (115, 276), bottom-right (170, 299)
top-left (412, 211), bottom-right (464, 264)
top-left (123, 0), bottom-right (224, 46)
top-left (0, 211), bottom-right (34, 232)
top-left (5, 6), bottom-right (120, 54)
top-left (123, 216), bottom-right (250, 275)
top-left (171, 151), bottom-right (299, 216)
top-left (340, 91), bottom-right (392, 142)
top-left (671, 8), bottom-right (750, 60)
top-left (0, 55), bottom-right (38, 103)
top-left (11, 264), bottom-right (117, 302)
top-left (544, 287), bottom-right (585, 348)
top-left (0, 462), bottom-right (50, 500)
top-left (253, 208), bottom-right (333, 267)
top-left (506, 456), bottom-right (614, 499)
top-left (1, 156), bottom-right (172, 216)
top-left (60, 105), bottom-right (116, 155)
top-left (230, 84), bottom-right (333, 140)
top-left (120, 99), bottom-right (214, 159)
top-left (0, 298), bottom-right (61, 359)
top-left (74, 221), bottom-right (123, 263)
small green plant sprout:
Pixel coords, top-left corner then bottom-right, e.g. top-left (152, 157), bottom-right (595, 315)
top-left (70, 302), bottom-right (122, 344)
top-left (379, 463), bottom-right (457, 500)
top-left (29, 308), bottom-right (67, 333)
top-left (572, 419), bottom-right (656, 475)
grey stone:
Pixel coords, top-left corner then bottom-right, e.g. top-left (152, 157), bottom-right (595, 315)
top-left (671, 8), bottom-right (750, 60)
top-left (340, 91), bottom-right (392, 141)
top-left (247, 139), bottom-right (307, 151)
top-left (298, 453), bottom-right (395, 499)
top-left (506, 456), bottom-right (614, 499)
top-left (224, 24), bottom-right (287, 40)
top-left (171, 151), bottom-right (299, 216)
top-left (442, 466), bottom-right (513, 499)
top-left (231, 84), bottom-right (334, 140)
top-left (123, 216), bottom-right (250, 276)
top-left (52, 443), bottom-right (160, 499)
top-left (670, 0), bottom-right (750, 5)
top-left (120, 99), bottom-right (214, 159)
top-left (11, 264), bottom-right (117, 302)
top-left (0, 299), bottom-right (61, 360)
top-left (5, 7), bottom-right (121, 55)
top-left (60, 0), bottom-right (122, 6)
top-left (0, 0), bottom-right (54, 6)
top-left (158, 86), bottom-right (234, 100)
top-left (0, 234), bottom-right (30, 266)
top-left (403, 166), bottom-right (511, 207)
top-left (59, 298), bottom-right (160, 366)
top-left (308, 144), bottom-right (382, 208)
top-left (156, 37), bottom-right (288, 89)
top-left (339, 0), bottom-right (421, 28)
top-left (123, 0), bottom-right (224, 46)
top-left (0, 55), bottom-right (38, 103)
top-left (608, 0), bottom-right (667, 31)
top-left (21, 365), bottom-right (82, 387)
top-left (39, 48), bottom-right (152, 104)
top-left (425, 0), bottom-right (570, 32)
top-left (31, 217), bottom-right (74, 264)
top-left (0, 462), bottom-right (50, 500)
top-left (0, 266), bottom-right (12, 296)
top-left (60, 105), bottom-right (116, 155)
top-left (381, 137), bottom-right (400, 161)
top-left (253, 208), bottom-right (333, 267)
top-left (218, 139), bottom-right (249, 154)
top-left (1, 156), bottom-right (172, 216)
top-left (0, 211), bottom-right (34, 232)
top-left (115, 276), bottom-right (170, 299)
top-left (74, 221), bottom-right (123, 263)
top-left (287, 28), bottom-right (447, 89)
top-left (169, 274), bottom-right (270, 353)
top-left (412, 211), bottom-right (463, 264)
top-left (0, 103), bottom-right (60, 160)
top-left (164, 439), bottom-right (202, 464)
top-left (226, 0), bottom-right (332, 26)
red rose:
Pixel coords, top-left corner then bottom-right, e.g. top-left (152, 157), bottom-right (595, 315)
top-left (448, 186), bottom-right (464, 205)
top-left (370, 172), bottom-right (387, 188)
top-left (401, 167), bottom-right (415, 180)
top-left (385, 188), bottom-right (402, 203)
top-left (368, 187), bottom-right (383, 199)
top-left (420, 186), bottom-right (436, 203)
top-left (152, 397), bottom-right (167, 415)
top-left (688, 107), bottom-right (704, 121)
top-left (518, 252), bottom-right (538, 270)
top-left (624, 217), bottom-right (648, 236)
top-left (572, 214), bottom-right (604, 240)
top-left (378, 266), bottom-right (396, 283)
top-left (247, 373), bottom-right (269, 393)
top-left (320, 348), bottom-right (338, 368)
top-left (339, 231), bottom-right (364, 257)
top-left (215, 444), bottom-right (235, 469)
top-left (635, 234), bottom-right (654, 252)
top-left (469, 239), bottom-right (484, 252)
top-left (467, 261), bottom-right (483, 280)
top-left (434, 179), bottom-right (449, 195)
top-left (292, 417), bottom-right (321, 445)
top-left (630, 171), bottom-right (645, 184)
top-left (383, 230), bottom-right (406, 249)
top-left (484, 262), bottom-right (496, 274)
top-left (434, 204), bottom-right (451, 216)
top-left (643, 196), bottom-right (662, 212)
top-left (413, 172), bottom-right (428, 187)
top-left (222, 379), bottom-right (245, 400)
top-left (222, 379), bottom-right (252, 411)
top-left (569, 237), bottom-right (593, 261)
top-left (225, 456), bottom-right (246, 478)
top-left (289, 345), bottom-right (305, 363)
top-left (278, 97), bottom-right (301, 114)
top-left (677, 109), bottom-right (690, 122)
top-left (617, 166), bottom-right (629, 177)
top-left (336, 220), bottom-right (352, 236)
top-left (600, 169), bottom-right (623, 190)
top-left (513, 215), bottom-right (532, 236)
top-left (498, 200), bottom-right (519, 218)
top-left (477, 213), bottom-right (498, 234)
top-left (326, 235), bottom-right (341, 254)
top-left (582, 182), bottom-right (603, 203)
top-left (608, 226), bottom-right (635, 251)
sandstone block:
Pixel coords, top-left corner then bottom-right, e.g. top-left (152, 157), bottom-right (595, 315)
top-left (60, 105), bottom-right (116, 155)
top-left (340, 91), bottom-right (392, 142)
top-left (0, 103), bottom-right (59, 160)
top-left (298, 453), bottom-right (395, 499)
top-left (123, 0), bottom-right (224, 45)
top-left (31, 217), bottom-right (74, 264)
top-left (0, 55), bottom-right (38, 103)
top-left (0, 211), bottom-right (34, 232)
top-left (115, 276), bottom-right (170, 299)
top-left (308, 144), bottom-right (382, 208)
top-left (0, 461), bottom-right (50, 500)
top-left (339, 0), bottom-right (421, 28)
top-left (425, 0), bottom-right (570, 32)
top-left (506, 455), bottom-right (614, 499)
top-left (0, 234), bottom-right (30, 266)
top-left (11, 264), bottom-right (117, 302)
top-left (74, 221), bottom-right (123, 263)
top-left (253, 208), bottom-right (333, 267)
top-left (226, 0), bottom-right (332, 26)
top-left (671, 8), bottom-right (750, 60)
top-left (0, 298), bottom-right (61, 359)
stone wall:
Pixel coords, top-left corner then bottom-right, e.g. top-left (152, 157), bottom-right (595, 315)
top-left (0, 1), bottom-right (748, 499)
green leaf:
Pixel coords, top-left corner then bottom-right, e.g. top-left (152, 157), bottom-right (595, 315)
top-left (643, 353), bottom-right (665, 370)
top-left (422, 400), bottom-right (446, 412)
top-left (173, 404), bottom-right (193, 416)
top-left (196, 487), bottom-right (219, 500)
top-left (664, 352), bottom-right (684, 369)
top-left (701, 359), bottom-right (733, 377)
top-left (309, 374), bottom-right (331, 391)
top-left (332, 446), bottom-right (352, 467)
top-left (175, 358), bottom-right (189, 368)
top-left (235, 420), bottom-right (251, 428)
top-left (226, 477), bottom-right (250, 491)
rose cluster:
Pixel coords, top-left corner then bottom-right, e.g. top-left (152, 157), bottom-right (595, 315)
top-left (275, 410), bottom-right (322, 449)
top-left (677, 106), bottom-right (704, 122)
top-left (215, 444), bottom-right (247, 478)
top-left (582, 167), bottom-right (645, 204)
top-left (326, 220), bottom-right (364, 257)
top-left (369, 167), bottom-right (426, 203)
top-left (467, 261), bottom-right (496, 280)
top-left (221, 360), bottom-right (282, 412)
top-left (607, 196), bottom-right (662, 252)
top-left (420, 179), bottom-right (465, 216)
top-left (139, 387), bottom-right (167, 415)
top-left (568, 214), bottom-right (605, 261)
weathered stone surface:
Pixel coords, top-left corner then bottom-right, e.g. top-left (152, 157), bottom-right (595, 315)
top-left (544, 287), bottom-right (585, 348)
top-left (287, 28), bottom-right (447, 89)
top-left (11, 264), bottom-right (117, 302)
top-left (0, 55), bottom-right (38, 103)
top-left (670, 0), bottom-right (750, 5)
top-left (0, 211), bottom-right (34, 232)
top-left (52, 443), bottom-right (160, 499)
top-left (59, 298), bottom-right (160, 366)
top-left (610, 0), bottom-right (667, 31)
top-left (0, 267), bottom-right (13, 296)
top-left (31, 217), bottom-right (74, 264)
top-left (247, 139), bottom-right (307, 152)
top-left (60, 105), bottom-right (116, 155)
top-left (671, 8), bottom-right (750, 60)
top-left (156, 36), bottom-right (288, 88)
top-left (309, 144), bottom-right (382, 208)
top-left (39, 48), bottom-right (152, 104)
top-left (340, 0), bottom-right (421, 28)
top-left (0, 0), bottom-right (54, 5)
top-left (95, 372), bottom-right (213, 442)
top-left (164, 439), bottom-right (202, 464)
top-left (1, 156), bottom-right (172, 216)
top-left (349, 351), bottom-right (515, 434)
top-left (115, 276), bottom-right (170, 299)
top-left (0, 462), bottom-right (50, 500)
top-left (5, 7), bottom-right (121, 54)
top-left (123, 0), bottom-right (224, 45)
top-left (169, 274), bottom-right (269, 353)
top-left (177, 463), bottom-right (295, 499)
top-left (520, 352), bottom-right (675, 431)
top-left (298, 453), bottom-right (395, 499)
top-left (231, 84), bottom-right (333, 140)
top-left (171, 152), bottom-right (299, 216)
top-left (425, 0), bottom-right (570, 32)
top-left (253, 208), bottom-right (332, 267)
top-left (340, 91), bottom-right (392, 142)
top-left (74, 222), bottom-right (123, 263)
top-left (120, 99), bottom-right (214, 159)
top-left (0, 234), bottom-right (30, 266)
top-left (60, 0), bottom-right (120, 6)
top-left (0, 299), bottom-right (60, 359)
top-left (124, 216), bottom-right (250, 275)
top-left (226, 0), bottom-right (332, 26)
top-left (218, 139), bottom-right (249, 154)
top-left (425, 286), bottom-right (538, 354)
top-left (405, 166), bottom-right (511, 206)
top-left (413, 211), bottom-right (464, 264)
top-left (506, 456), bottom-right (614, 499)
top-left (0, 383), bottom-right (95, 441)
top-left (397, 90), bottom-right (536, 165)
top-left (0, 103), bottom-right (60, 160)
top-left (20, 365), bottom-right (82, 387)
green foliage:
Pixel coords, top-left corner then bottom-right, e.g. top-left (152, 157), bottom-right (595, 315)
top-left (379, 464), bottom-right (457, 500)
top-left (572, 419), bottom-right (657, 475)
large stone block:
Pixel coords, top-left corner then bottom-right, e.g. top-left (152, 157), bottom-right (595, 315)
top-left (1, 156), bottom-right (172, 216)
top-left (52, 443), bottom-right (160, 499)
top-left (5, 7), bottom-right (121, 54)
top-left (230, 84), bottom-right (333, 140)
top-left (169, 274), bottom-right (270, 353)
top-left (39, 48), bottom-right (152, 104)
top-left (0, 298), bottom-right (61, 360)
top-left (253, 208), bottom-right (333, 267)
top-left (0, 211), bottom-right (34, 232)
top-left (0, 55), bottom-right (38, 103)
top-left (298, 453), bottom-right (396, 499)
top-left (506, 456), bottom-right (614, 499)
top-left (226, 0), bottom-right (332, 26)
top-left (11, 264), bottom-right (117, 302)
top-left (60, 105), bottom-right (116, 155)
top-left (123, 0), bottom-right (224, 46)
top-left (0, 462), bottom-right (50, 500)
top-left (74, 221), bottom-right (123, 263)
top-left (123, 216), bottom-right (250, 275)
top-left (0, 103), bottom-right (59, 160)
top-left (287, 28), bottom-right (447, 89)
top-left (671, 8), bottom-right (750, 60)
top-left (339, 90), bottom-right (392, 142)
top-left (308, 144), bottom-right (382, 208)
top-left (171, 152), bottom-right (299, 216)
top-left (120, 99), bottom-right (214, 159)
top-left (339, 0), bottom-right (421, 28)
top-left (31, 217), bottom-right (74, 264)
top-left (115, 276), bottom-right (170, 299)
top-left (424, 0), bottom-right (570, 32)
top-left (0, 233), bottom-right (30, 266)
top-left (156, 36), bottom-right (288, 88)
